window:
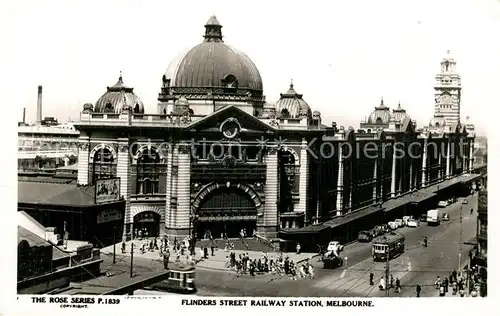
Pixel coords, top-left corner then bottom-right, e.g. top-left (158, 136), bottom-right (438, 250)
top-left (91, 147), bottom-right (116, 184)
top-left (134, 104), bottom-right (140, 113)
top-left (281, 109), bottom-right (290, 117)
top-left (136, 148), bottom-right (161, 195)
top-left (105, 102), bottom-right (113, 112)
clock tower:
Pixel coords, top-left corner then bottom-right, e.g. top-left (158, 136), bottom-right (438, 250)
top-left (432, 50), bottom-right (462, 126)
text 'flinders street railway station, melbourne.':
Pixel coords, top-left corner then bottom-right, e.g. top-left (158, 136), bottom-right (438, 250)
top-left (18, 16), bottom-right (486, 255)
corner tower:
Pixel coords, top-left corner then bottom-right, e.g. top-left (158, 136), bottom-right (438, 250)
top-left (433, 50), bottom-right (461, 126)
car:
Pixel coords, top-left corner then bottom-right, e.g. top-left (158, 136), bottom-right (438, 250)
top-left (419, 214), bottom-right (427, 222)
top-left (358, 230), bottom-right (373, 242)
top-left (373, 225), bottom-right (384, 236)
top-left (438, 200), bottom-right (449, 208)
top-left (407, 219), bottom-right (418, 227)
top-left (442, 213), bottom-right (450, 221)
top-left (394, 219), bottom-right (404, 228)
top-left (462, 199), bottom-right (468, 204)
top-left (379, 224), bottom-right (389, 233)
top-left (327, 241), bottom-right (344, 252)
top-left (402, 216), bottom-right (412, 226)
top-left (388, 221), bottom-right (398, 230)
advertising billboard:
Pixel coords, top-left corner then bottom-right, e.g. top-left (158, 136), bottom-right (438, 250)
top-left (95, 178), bottom-right (121, 204)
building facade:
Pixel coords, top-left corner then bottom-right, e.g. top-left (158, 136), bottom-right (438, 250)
top-left (73, 16), bottom-right (477, 242)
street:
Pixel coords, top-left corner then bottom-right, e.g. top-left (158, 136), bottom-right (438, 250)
top-left (97, 193), bottom-right (478, 297)
top-left (194, 193), bottom-right (478, 297)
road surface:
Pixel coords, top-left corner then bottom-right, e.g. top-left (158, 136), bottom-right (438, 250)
top-left (97, 193), bottom-right (478, 297)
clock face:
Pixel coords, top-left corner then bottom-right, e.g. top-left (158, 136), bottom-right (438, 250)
top-left (440, 95), bottom-right (452, 105)
top-left (222, 121), bottom-right (239, 139)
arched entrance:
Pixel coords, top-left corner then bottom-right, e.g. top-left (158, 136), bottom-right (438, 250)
top-left (133, 211), bottom-right (160, 238)
top-left (193, 183), bottom-right (261, 239)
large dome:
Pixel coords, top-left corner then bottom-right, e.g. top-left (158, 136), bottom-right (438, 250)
top-left (164, 16), bottom-right (263, 92)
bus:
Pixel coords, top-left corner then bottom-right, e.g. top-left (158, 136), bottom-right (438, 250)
top-left (372, 233), bottom-right (405, 262)
top-left (133, 262), bottom-right (196, 295)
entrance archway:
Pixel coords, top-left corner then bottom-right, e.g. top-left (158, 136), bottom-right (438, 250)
top-left (133, 211), bottom-right (160, 238)
top-left (192, 183), bottom-right (262, 239)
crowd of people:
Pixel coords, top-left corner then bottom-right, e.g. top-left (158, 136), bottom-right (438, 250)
top-left (225, 252), bottom-right (315, 279)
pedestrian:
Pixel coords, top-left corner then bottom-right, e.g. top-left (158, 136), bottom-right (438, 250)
top-left (296, 243), bottom-right (301, 254)
top-left (395, 278), bottom-right (401, 293)
top-left (203, 245), bottom-right (208, 259)
top-left (164, 249), bottom-right (170, 269)
top-left (369, 272), bottom-right (374, 285)
top-left (443, 278), bottom-right (449, 293)
top-left (199, 247), bottom-right (204, 260)
top-left (379, 277), bottom-right (386, 291)
top-left (416, 283), bottom-right (421, 297)
top-left (435, 276), bottom-right (441, 290)
top-left (210, 244), bottom-right (215, 256)
top-left (390, 274), bottom-right (394, 288)
top-left (308, 264), bottom-right (315, 279)
top-left (439, 284), bottom-right (445, 297)
top-left (424, 236), bottom-right (428, 247)
top-left (121, 241), bottom-right (126, 254)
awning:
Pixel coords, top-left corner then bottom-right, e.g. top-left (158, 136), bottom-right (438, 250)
top-left (323, 205), bottom-right (385, 229)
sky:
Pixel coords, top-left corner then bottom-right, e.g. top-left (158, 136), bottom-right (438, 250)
top-left (2, 0), bottom-right (499, 135)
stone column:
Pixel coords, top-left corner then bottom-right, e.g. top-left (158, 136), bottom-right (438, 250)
top-left (409, 161), bottom-right (414, 191)
top-left (446, 140), bottom-right (451, 179)
top-left (164, 144), bottom-right (173, 234)
top-left (469, 140), bottom-right (474, 171)
top-left (175, 143), bottom-right (191, 237)
top-left (372, 159), bottom-right (378, 203)
top-left (262, 147), bottom-right (278, 235)
top-left (297, 139), bottom-right (309, 215)
top-left (438, 149), bottom-right (442, 180)
top-left (390, 144), bottom-right (397, 198)
top-left (117, 139), bottom-right (131, 241)
top-left (336, 146), bottom-right (344, 216)
top-left (421, 139), bottom-right (428, 187)
top-left (77, 136), bottom-right (89, 186)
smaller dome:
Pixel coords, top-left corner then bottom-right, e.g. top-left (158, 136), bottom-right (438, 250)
top-left (430, 114), bottom-right (447, 127)
top-left (94, 75), bottom-right (145, 114)
top-left (172, 96), bottom-right (191, 115)
top-left (82, 103), bottom-right (94, 112)
top-left (367, 98), bottom-right (391, 124)
top-left (391, 102), bottom-right (411, 123)
top-left (261, 103), bottom-right (276, 118)
top-left (312, 110), bottom-right (321, 119)
top-left (275, 81), bottom-right (311, 119)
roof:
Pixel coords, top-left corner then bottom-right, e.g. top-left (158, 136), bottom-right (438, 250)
top-left (324, 205), bottom-right (385, 228)
top-left (18, 181), bottom-right (96, 207)
top-left (94, 75), bottom-right (145, 114)
top-left (164, 17), bottom-right (263, 91)
top-left (18, 226), bottom-right (50, 247)
top-left (367, 98), bottom-right (392, 124)
top-left (276, 82), bottom-right (311, 119)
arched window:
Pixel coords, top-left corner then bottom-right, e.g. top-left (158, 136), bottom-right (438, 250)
top-left (376, 117), bottom-right (383, 123)
top-left (281, 109), bottom-right (290, 117)
top-left (105, 102), bottom-right (113, 112)
top-left (91, 147), bottom-right (116, 184)
top-left (136, 147), bottom-right (161, 195)
top-left (163, 108), bottom-right (167, 115)
top-left (134, 104), bottom-right (140, 113)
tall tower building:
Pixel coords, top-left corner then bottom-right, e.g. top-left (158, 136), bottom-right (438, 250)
top-left (432, 51), bottom-right (462, 126)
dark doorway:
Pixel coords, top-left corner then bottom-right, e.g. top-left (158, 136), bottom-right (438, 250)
top-left (133, 211), bottom-right (160, 238)
top-left (196, 220), bottom-right (256, 239)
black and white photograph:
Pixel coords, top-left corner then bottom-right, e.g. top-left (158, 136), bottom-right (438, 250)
top-left (0, 0), bottom-right (495, 314)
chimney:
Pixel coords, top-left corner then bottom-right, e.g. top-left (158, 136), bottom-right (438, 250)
top-left (22, 107), bottom-right (26, 124)
top-left (37, 85), bottom-right (43, 124)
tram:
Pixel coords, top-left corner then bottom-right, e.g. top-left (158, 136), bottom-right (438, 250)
top-left (372, 233), bottom-right (405, 262)
top-left (133, 262), bottom-right (197, 295)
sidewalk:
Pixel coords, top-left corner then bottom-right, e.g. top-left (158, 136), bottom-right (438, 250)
top-left (100, 239), bottom-right (316, 272)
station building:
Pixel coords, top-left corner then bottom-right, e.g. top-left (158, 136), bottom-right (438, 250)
top-left (71, 16), bottom-right (478, 245)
